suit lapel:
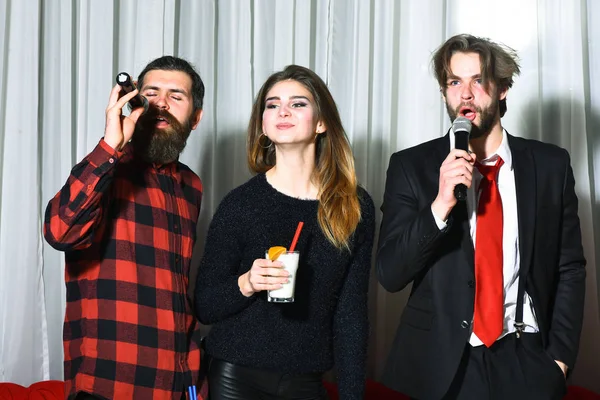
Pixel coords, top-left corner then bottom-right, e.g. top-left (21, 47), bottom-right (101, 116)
top-left (507, 133), bottom-right (536, 279)
top-left (456, 201), bottom-right (475, 273)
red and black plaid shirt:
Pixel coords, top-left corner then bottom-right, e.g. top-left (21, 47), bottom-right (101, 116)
top-left (44, 139), bottom-right (205, 400)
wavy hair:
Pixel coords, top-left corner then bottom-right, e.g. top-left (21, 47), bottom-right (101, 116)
top-left (432, 34), bottom-right (521, 117)
top-left (247, 65), bottom-right (361, 250)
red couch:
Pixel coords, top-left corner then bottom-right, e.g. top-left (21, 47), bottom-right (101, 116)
top-left (1, 380), bottom-right (599, 399)
top-left (0, 381), bottom-right (63, 400)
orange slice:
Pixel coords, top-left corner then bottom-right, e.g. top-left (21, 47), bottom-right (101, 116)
top-left (268, 246), bottom-right (287, 261)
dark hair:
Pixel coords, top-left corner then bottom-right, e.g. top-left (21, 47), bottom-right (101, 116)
top-left (247, 65), bottom-right (361, 250)
top-left (432, 34), bottom-right (520, 117)
top-left (137, 56), bottom-right (205, 111)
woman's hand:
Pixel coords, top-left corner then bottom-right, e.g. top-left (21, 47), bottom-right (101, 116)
top-left (238, 258), bottom-right (289, 297)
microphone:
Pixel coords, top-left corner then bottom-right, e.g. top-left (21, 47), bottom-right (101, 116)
top-left (452, 116), bottom-right (472, 201)
top-left (115, 72), bottom-right (149, 113)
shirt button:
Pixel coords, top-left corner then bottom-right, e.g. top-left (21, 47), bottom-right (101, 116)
top-left (108, 158), bottom-right (114, 164)
top-left (468, 280), bottom-right (475, 288)
top-left (461, 320), bottom-right (470, 329)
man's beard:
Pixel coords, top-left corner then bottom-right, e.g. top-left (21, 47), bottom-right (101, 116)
top-left (447, 96), bottom-right (499, 139)
top-left (131, 108), bottom-right (192, 165)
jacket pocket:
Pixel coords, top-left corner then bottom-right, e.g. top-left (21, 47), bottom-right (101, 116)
top-left (401, 304), bottom-right (433, 330)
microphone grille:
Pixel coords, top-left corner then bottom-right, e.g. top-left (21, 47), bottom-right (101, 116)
top-left (452, 116), bottom-right (472, 134)
top-left (116, 72), bottom-right (130, 84)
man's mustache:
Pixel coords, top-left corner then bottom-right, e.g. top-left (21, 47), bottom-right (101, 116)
top-left (140, 107), bottom-right (179, 127)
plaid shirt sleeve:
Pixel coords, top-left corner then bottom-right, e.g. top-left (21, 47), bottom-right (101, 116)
top-left (44, 139), bottom-right (125, 251)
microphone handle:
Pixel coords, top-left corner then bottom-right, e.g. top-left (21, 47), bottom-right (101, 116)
top-left (454, 184), bottom-right (467, 201)
top-left (453, 130), bottom-right (469, 202)
top-left (116, 72), bottom-right (149, 112)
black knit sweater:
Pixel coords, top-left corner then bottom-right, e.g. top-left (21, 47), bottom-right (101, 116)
top-left (194, 173), bottom-right (375, 399)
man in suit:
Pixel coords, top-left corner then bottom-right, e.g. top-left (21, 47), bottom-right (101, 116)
top-left (376, 34), bottom-right (586, 400)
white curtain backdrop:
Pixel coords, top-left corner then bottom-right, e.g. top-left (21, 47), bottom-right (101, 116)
top-left (1, 0), bottom-right (599, 393)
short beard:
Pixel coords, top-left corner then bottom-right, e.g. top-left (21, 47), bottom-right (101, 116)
top-left (446, 96), bottom-right (499, 139)
top-left (131, 108), bottom-right (192, 165)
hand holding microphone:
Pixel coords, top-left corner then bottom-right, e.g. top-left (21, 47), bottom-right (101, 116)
top-left (103, 73), bottom-right (147, 151)
top-left (452, 116), bottom-right (472, 201)
top-left (432, 116), bottom-right (476, 221)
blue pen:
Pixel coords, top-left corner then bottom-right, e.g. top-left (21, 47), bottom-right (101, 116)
top-left (187, 385), bottom-right (197, 400)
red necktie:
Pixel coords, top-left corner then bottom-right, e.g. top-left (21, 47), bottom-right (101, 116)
top-left (473, 157), bottom-right (504, 347)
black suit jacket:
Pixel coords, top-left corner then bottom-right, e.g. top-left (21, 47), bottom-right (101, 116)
top-left (376, 133), bottom-right (586, 400)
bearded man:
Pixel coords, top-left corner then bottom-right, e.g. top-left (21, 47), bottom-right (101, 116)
top-left (376, 35), bottom-right (586, 400)
top-left (44, 56), bottom-right (206, 400)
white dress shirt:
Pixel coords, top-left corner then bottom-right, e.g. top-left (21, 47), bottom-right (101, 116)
top-left (432, 130), bottom-right (539, 346)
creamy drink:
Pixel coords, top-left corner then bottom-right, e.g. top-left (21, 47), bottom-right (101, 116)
top-left (267, 251), bottom-right (300, 303)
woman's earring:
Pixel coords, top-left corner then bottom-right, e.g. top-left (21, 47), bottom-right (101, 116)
top-left (259, 132), bottom-right (273, 149)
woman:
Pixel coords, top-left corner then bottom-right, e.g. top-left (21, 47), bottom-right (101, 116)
top-left (195, 65), bottom-right (375, 400)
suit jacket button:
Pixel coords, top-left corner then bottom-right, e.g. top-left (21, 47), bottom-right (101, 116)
top-left (461, 320), bottom-right (470, 329)
top-left (468, 280), bottom-right (475, 288)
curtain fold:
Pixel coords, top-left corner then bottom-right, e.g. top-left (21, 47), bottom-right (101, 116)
top-left (0, 0), bottom-right (48, 385)
top-left (40, 0), bottom-right (75, 381)
top-left (587, 0), bottom-right (600, 322)
top-left (0, 0), bottom-right (598, 393)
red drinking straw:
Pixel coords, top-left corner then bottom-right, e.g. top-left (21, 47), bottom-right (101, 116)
top-left (289, 221), bottom-right (304, 252)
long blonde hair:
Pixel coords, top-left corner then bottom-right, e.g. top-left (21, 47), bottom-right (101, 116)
top-left (247, 65), bottom-right (361, 250)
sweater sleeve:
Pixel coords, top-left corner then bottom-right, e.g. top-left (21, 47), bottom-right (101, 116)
top-left (333, 192), bottom-right (376, 400)
top-left (194, 194), bottom-right (256, 324)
